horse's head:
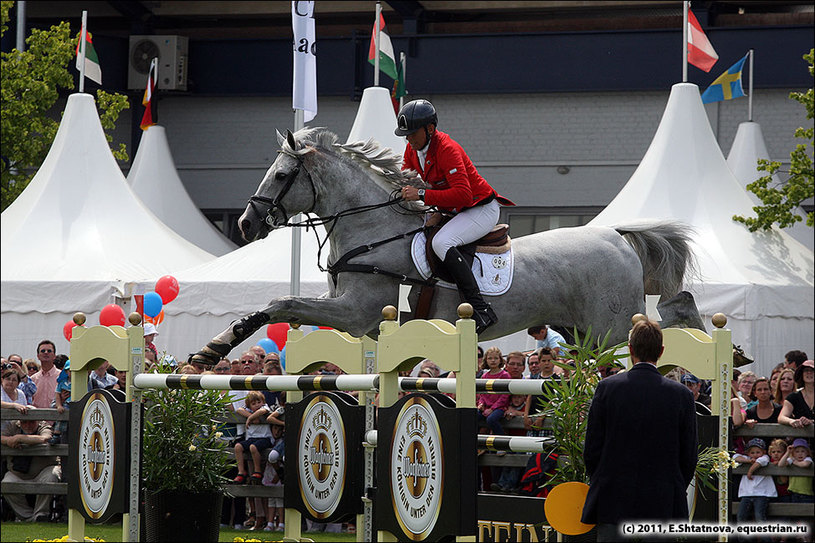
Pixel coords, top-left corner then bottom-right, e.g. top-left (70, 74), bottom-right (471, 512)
top-left (239, 129), bottom-right (316, 242)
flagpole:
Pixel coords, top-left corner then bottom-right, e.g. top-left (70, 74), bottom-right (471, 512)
top-left (374, 1), bottom-right (381, 87)
top-left (400, 51), bottom-right (406, 108)
top-left (79, 10), bottom-right (88, 93)
top-left (682, 2), bottom-right (689, 83)
top-left (747, 49), bottom-right (754, 121)
top-left (290, 108), bottom-right (304, 297)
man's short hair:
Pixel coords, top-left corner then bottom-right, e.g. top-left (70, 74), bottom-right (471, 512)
top-left (785, 350), bottom-right (808, 368)
top-left (506, 351), bottom-right (526, 364)
top-left (628, 319), bottom-right (663, 363)
top-left (527, 325), bottom-right (546, 335)
top-left (37, 339), bottom-right (55, 352)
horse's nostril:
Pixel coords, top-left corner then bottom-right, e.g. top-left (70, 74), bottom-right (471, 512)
top-left (240, 219), bottom-right (252, 234)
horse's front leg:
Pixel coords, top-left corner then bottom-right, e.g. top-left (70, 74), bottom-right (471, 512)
top-left (189, 294), bottom-right (378, 366)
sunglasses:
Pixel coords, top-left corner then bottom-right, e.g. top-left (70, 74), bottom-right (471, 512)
top-left (39, 349), bottom-right (54, 354)
top-left (214, 367), bottom-right (230, 372)
top-left (27, 366), bottom-right (38, 371)
top-left (241, 360), bottom-right (255, 365)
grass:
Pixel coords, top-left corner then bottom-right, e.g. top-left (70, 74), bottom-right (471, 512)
top-left (0, 521), bottom-right (357, 542)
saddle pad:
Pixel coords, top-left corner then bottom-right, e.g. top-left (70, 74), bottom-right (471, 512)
top-left (411, 231), bottom-right (514, 296)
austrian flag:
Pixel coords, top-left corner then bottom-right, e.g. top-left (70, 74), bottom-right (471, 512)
top-left (687, 10), bottom-right (718, 72)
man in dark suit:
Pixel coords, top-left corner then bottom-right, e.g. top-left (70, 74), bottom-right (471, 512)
top-left (581, 317), bottom-right (698, 541)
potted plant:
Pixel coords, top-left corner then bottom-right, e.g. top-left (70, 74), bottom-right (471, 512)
top-left (141, 362), bottom-right (234, 542)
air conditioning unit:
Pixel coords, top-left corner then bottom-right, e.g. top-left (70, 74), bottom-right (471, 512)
top-left (128, 35), bottom-right (188, 91)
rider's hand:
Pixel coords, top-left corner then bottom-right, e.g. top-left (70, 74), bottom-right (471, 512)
top-left (401, 186), bottom-right (421, 201)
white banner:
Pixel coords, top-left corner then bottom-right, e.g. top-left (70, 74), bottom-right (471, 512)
top-left (292, 1), bottom-right (317, 122)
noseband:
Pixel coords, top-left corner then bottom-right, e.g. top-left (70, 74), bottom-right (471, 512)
top-left (247, 151), bottom-right (317, 228)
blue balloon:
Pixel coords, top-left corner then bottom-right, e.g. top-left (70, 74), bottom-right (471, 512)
top-left (143, 291), bottom-right (163, 318)
top-left (257, 338), bottom-right (278, 355)
top-left (280, 346), bottom-right (286, 370)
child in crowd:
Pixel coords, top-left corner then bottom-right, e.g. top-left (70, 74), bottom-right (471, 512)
top-left (233, 391), bottom-right (274, 485)
top-left (733, 438), bottom-right (777, 522)
top-left (768, 438), bottom-right (790, 502)
top-left (49, 361), bottom-right (71, 445)
top-left (262, 423), bottom-right (285, 531)
top-left (476, 347), bottom-right (511, 456)
top-left (778, 438), bottom-right (814, 503)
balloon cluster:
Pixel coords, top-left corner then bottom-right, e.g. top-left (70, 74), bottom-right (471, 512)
top-left (143, 275), bottom-right (180, 326)
top-left (65, 275), bottom-right (183, 340)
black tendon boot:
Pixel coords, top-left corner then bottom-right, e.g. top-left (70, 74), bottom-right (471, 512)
top-left (443, 247), bottom-right (498, 334)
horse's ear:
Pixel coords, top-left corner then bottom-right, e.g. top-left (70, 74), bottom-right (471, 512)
top-left (286, 130), bottom-right (297, 151)
top-left (276, 129), bottom-right (286, 147)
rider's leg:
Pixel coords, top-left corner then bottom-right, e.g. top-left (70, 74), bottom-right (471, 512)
top-left (432, 200), bottom-right (500, 334)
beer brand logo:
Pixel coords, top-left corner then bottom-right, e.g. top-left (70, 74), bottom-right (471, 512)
top-left (297, 396), bottom-right (346, 519)
top-left (78, 393), bottom-right (115, 519)
top-left (390, 397), bottom-right (443, 540)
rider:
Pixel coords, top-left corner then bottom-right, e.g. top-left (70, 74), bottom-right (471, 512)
top-left (396, 99), bottom-right (514, 334)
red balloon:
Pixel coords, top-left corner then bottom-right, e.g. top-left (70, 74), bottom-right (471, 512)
top-left (99, 304), bottom-right (126, 327)
top-left (155, 275), bottom-right (180, 304)
top-left (63, 320), bottom-right (83, 341)
top-left (266, 322), bottom-right (289, 350)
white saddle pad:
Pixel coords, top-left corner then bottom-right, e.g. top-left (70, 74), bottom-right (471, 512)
top-left (410, 231), bottom-right (514, 296)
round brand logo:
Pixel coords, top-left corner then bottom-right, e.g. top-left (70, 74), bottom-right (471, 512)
top-left (297, 395), bottom-right (347, 518)
top-left (390, 397), bottom-right (443, 540)
top-left (78, 393), bottom-right (115, 519)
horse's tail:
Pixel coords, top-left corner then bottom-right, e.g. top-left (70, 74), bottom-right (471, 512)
top-left (613, 220), bottom-right (696, 299)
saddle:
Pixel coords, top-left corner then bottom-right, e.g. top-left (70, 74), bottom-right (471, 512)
top-left (424, 223), bottom-right (511, 284)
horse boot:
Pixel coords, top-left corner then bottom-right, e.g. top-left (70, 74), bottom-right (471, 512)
top-left (443, 247), bottom-right (498, 334)
top-left (189, 311), bottom-right (270, 366)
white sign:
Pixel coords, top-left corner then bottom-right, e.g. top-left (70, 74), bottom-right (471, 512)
top-left (78, 393), bottom-right (115, 519)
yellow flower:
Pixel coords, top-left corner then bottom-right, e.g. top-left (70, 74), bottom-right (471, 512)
top-left (214, 431), bottom-right (223, 439)
top-left (189, 444), bottom-right (197, 451)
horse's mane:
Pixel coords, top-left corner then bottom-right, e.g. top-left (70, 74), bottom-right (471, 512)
top-left (282, 127), bottom-right (426, 210)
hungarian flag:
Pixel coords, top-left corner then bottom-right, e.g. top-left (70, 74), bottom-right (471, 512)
top-left (687, 9), bottom-right (718, 72)
top-left (140, 57), bottom-right (158, 130)
top-left (368, 13), bottom-right (398, 80)
top-left (75, 27), bottom-right (102, 84)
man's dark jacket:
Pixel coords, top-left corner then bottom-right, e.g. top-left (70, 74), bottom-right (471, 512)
top-left (581, 362), bottom-right (698, 524)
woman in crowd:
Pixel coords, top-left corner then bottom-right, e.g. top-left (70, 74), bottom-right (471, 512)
top-left (739, 377), bottom-right (781, 427)
top-left (1, 367), bottom-right (29, 434)
top-left (774, 368), bottom-right (797, 406)
top-left (779, 360), bottom-right (814, 429)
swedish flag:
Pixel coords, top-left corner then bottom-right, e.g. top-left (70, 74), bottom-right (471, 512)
top-left (701, 53), bottom-right (749, 104)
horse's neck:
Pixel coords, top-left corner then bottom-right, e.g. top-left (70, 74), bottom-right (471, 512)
top-left (314, 161), bottom-right (419, 255)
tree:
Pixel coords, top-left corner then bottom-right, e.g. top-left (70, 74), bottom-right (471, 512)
top-left (0, 1), bottom-right (129, 211)
top-left (733, 49), bottom-right (814, 231)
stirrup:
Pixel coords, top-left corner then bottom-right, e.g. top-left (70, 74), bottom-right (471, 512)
top-left (473, 305), bottom-right (498, 335)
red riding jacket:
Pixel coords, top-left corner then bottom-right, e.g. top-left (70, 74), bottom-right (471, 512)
top-left (402, 130), bottom-right (514, 213)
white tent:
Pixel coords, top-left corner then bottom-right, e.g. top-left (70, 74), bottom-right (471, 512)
top-left (347, 86), bottom-right (406, 155)
top-left (128, 125), bottom-right (238, 256)
top-left (138, 227), bottom-right (330, 360)
top-left (1, 93), bottom-right (215, 357)
top-left (726, 120), bottom-right (813, 250)
top-left (590, 83), bottom-right (814, 377)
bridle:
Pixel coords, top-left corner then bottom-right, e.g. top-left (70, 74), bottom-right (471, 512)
top-left (246, 150), bottom-right (318, 229)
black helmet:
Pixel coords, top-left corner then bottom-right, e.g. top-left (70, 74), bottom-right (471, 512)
top-left (394, 99), bottom-right (438, 136)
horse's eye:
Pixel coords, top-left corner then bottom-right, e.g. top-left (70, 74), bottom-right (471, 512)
top-left (275, 171), bottom-right (287, 181)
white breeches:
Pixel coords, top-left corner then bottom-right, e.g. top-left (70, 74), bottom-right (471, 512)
top-left (431, 199), bottom-right (500, 260)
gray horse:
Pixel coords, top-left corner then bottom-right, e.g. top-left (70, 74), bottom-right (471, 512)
top-left (190, 127), bottom-right (700, 365)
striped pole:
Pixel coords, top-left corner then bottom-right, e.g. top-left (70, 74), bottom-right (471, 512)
top-left (133, 373), bottom-right (379, 392)
top-left (363, 430), bottom-right (553, 454)
top-left (133, 374), bottom-right (558, 395)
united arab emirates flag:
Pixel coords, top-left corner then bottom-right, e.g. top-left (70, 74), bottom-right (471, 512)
top-left (75, 28), bottom-right (102, 85)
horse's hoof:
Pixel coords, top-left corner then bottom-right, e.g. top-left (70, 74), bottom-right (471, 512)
top-left (189, 342), bottom-right (230, 367)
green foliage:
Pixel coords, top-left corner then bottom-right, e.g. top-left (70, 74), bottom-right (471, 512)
top-left (141, 364), bottom-right (234, 493)
top-left (733, 49), bottom-right (814, 231)
top-left (0, 1), bottom-right (129, 211)
top-left (536, 328), bottom-right (627, 485)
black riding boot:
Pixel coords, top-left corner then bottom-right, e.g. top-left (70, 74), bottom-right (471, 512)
top-left (443, 247), bottom-right (498, 334)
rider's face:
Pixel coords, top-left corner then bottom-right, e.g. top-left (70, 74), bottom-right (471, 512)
top-left (406, 124), bottom-right (434, 150)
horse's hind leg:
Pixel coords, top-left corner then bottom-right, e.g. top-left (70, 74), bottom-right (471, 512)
top-left (190, 311), bottom-right (270, 366)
